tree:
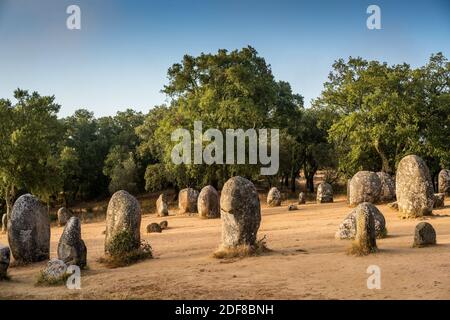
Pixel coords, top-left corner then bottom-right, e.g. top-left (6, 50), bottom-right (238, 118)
top-left (0, 89), bottom-right (62, 217)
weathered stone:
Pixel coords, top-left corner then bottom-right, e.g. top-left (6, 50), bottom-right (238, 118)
top-left (438, 169), bottom-right (450, 195)
top-left (336, 202), bottom-right (386, 239)
top-left (298, 192), bottom-right (306, 204)
top-left (413, 222), bottom-right (436, 247)
top-left (57, 217), bottom-right (87, 268)
top-left (1, 214), bottom-right (6, 233)
top-left (377, 172), bottom-right (396, 202)
top-left (159, 220), bottom-right (168, 230)
top-left (267, 187), bottom-right (282, 207)
top-left (178, 188), bottom-right (199, 215)
top-left (387, 201), bottom-right (398, 210)
top-left (220, 176), bottom-right (261, 248)
top-left (156, 194), bottom-right (169, 217)
top-left (316, 182), bottom-right (333, 203)
top-left (433, 193), bottom-right (445, 208)
top-left (8, 194), bottom-right (50, 263)
top-left (0, 244), bottom-right (10, 280)
top-left (352, 205), bottom-right (377, 254)
top-left (41, 259), bottom-right (67, 281)
top-left (57, 207), bottom-right (71, 227)
top-left (147, 223), bottom-right (162, 233)
top-left (288, 204), bottom-right (298, 211)
top-left (396, 155), bottom-right (434, 218)
top-left (349, 171), bottom-right (381, 206)
top-left (105, 190), bottom-right (141, 254)
top-left (198, 185), bottom-right (220, 218)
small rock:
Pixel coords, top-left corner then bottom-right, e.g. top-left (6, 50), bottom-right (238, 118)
top-left (41, 259), bottom-right (68, 281)
top-left (433, 193), bottom-right (445, 208)
top-left (0, 244), bottom-right (10, 280)
top-left (298, 192), bottom-right (306, 204)
top-left (159, 220), bottom-right (168, 230)
top-left (288, 204), bottom-right (298, 211)
top-left (147, 223), bottom-right (162, 233)
top-left (413, 222), bottom-right (436, 247)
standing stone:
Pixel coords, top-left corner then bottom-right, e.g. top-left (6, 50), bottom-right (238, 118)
top-left (433, 193), bottom-right (445, 208)
top-left (396, 155), bottom-right (434, 218)
top-left (220, 176), bottom-right (261, 248)
top-left (57, 207), bottom-right (71, 227)
top-left (8, 194), bottom-right (50, 263)
top-left (351, 205), bottom-right (377, 255)
top-left (377, 172), bottom-right (396, 202)
top-left (413, 222), bottom-right (436, 247)
top-left (316, 182), bottom-right (333, 203)
top-left (178, 188), bottom-right (199, 215)
top-left (105, 190), bottom-right (141, 254)
top-left (336, 202), bottom-right (386, 239)
top-left (1, 214), bottom-right (6, 233)
top-left (0, 244), bottom-right (10, 280)
top-left (198, 185), bottom-right (220, 219)
top-left (349, 171), bottom-right (382, 206)
top-left (267, 187), bottom-right (282, 207)
top-left (57, 217), bottom-right (87, 268)
top-left (41, 259), bottom-right (67, 281)
top-left (438, 169), bottom-right (450, 195)
top-left (156, 194), bottom-right (169, 217)
top-left (298, 192), bottom-right (306, 204)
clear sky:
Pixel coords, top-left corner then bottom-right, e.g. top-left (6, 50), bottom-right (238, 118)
top-left (0, 0), bottom-right (449, 117)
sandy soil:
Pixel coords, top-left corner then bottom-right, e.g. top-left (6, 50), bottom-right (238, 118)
top-left (1, 196), bottom-right (450, 300)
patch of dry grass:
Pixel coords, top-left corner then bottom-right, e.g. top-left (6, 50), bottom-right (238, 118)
top-left (347, 241), bottom-right (378, 256)
top-left (213, 236), bottom-right (271, 259)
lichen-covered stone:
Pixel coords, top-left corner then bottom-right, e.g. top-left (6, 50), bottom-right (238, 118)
top-left (349, 171), bottom-right (381, 206)
top-left (413, 222), bottom-right (436, 247)
top-left (159, 220), bottom-right (168, 230)
top-left (377, 172), bottom-right (396, 202)
top-left (352, 205), bottom-right (377, 254)
top-left (336, 202), bottom-right (386, 239)
top-left (438, 169), bottom-right (450, 195)
top-left (156, 194), bottom-right (168, 217)
top-left (105, 190), bottom-right (141, 254)
top-left (298, 192), bottom-right (306, 204)
top-left (220, 176), bottom-right (261, 248)
top-left (147, 223), bottom-right (162, 233)
top-left (8, 194), bottom-right (50, 263)
top-left (57, 207), bottom-right (71, 226)
top-left (433, 193), bottom-right (445, 208)
top-left (198, 185), bottom-right (220, 218)
top-left (41, 259), bottom-right (67, 281)
top-left (396, 155), bottom-right (434, 218)
top-left (178, 188), bottom-right (199, 215)
top-left (267, 187), bottom-right (282, 207)
top-left (0, 244), bottom-right (10, 280)
top-left (57, 217), bottom-right (87, 268)
top-left (316, 182), bottom-right (333, 203)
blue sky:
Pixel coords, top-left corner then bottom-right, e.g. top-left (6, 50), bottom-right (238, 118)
top-left (0, 0), bottom-right (449, 117)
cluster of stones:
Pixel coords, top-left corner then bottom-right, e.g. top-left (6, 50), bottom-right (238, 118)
top-left (348, 171), bottom-right (396, 206)
top-left (316, 182), bottom-right (333, 203)
top-left (178, 188), bottom-right (199, 215)
top-left (147, 220), bottom-right (168, 233)
top-left (267, 187), bottom-right (282, 207)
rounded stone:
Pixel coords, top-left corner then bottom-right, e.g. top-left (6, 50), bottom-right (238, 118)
top-left (267, 187), bottom-right (282, 207)
top-left (57, 216), bottom-right (87, 268)
top-left (377, 172), bottom-right (396, 202)
top-left (335, 202), bottom-right (386, 239)
top-left (197, 185), bottom-right (220, 219)
top-left (349, 171), bottom-right (382, 206)
top-left (413, 222), bottom-right (436, 247)
top-left (396, 155), bottom-right (434, 218)
top-left (159, 220), bottom-right (168, 230)
top-left (438, 169), bottom-right (450, 195)
top-left (220, 176), bottom-right (261, 248)
top-left (105, 190), bottom-right (141, 254)
top-left (57, 207), bottom-right (71, 227)
top-left (178, 188), bottom-right (199, 215)
top-left (433, 193), bottom-right (445, 208)
top-left (0, 244), bottom-right (10, 280)
top-left (298, 192), bottom-right (306, 204)
top-left (41, 259), bottom-right (67, 281)
top-left (156, 194), bottom-right (169, 217)
top-left (8, 194), bottom-right (50, 263)
top-left (147, 223), bottom-right (162, 233)
top-left (316, 182), bottom-right (333, 203)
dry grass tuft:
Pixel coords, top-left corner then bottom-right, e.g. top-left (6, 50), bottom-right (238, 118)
top-left (347, 242), bottom-right (378, 256)
top-left (213, 236), bottom-right (271, 259)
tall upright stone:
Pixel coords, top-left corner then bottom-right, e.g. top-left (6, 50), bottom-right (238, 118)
top-left (351, 205), bottom-right (377, 255)
top-left (8, 194), bottom-right (50, 263)
top-left (396, 155), bottom-right (434, 218)
top-left (57, 216), bottom-right (87, 268)
top-left (316, 182), bottom-right (333, 203)
top-left (298, 192), bottom-right (306, 204)
top-left (57, 207), bottom-right (71, 227)
top-left (267, 187), bottom-right (282, 207)
top-left (156, 194), bottom-right (169, 217)
top-left (438, 169), bottom-right (450, 195)
top-left (105, 190), bottom-right (141, 254)
top-left (377, 172), bottom-right (396, 202)
top-left (220, 176), bottom-right (261, 248)
top-left (198, 185), bottom-right (220, 219)
top-left (178, 188), bottom-right (199, 215)
top-left (349, 171), bottom-right (381, 206)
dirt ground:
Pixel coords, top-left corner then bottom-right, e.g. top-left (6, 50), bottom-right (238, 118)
top-left (1, 196), bottom-right (450, 300)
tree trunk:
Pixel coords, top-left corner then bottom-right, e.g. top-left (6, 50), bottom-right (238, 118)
top-left (5, 184), bottom-right (15, 220)
top-left (290, 169), bottom-right (297, 193)
top-left (374, 139), bottom-right (391, 174)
